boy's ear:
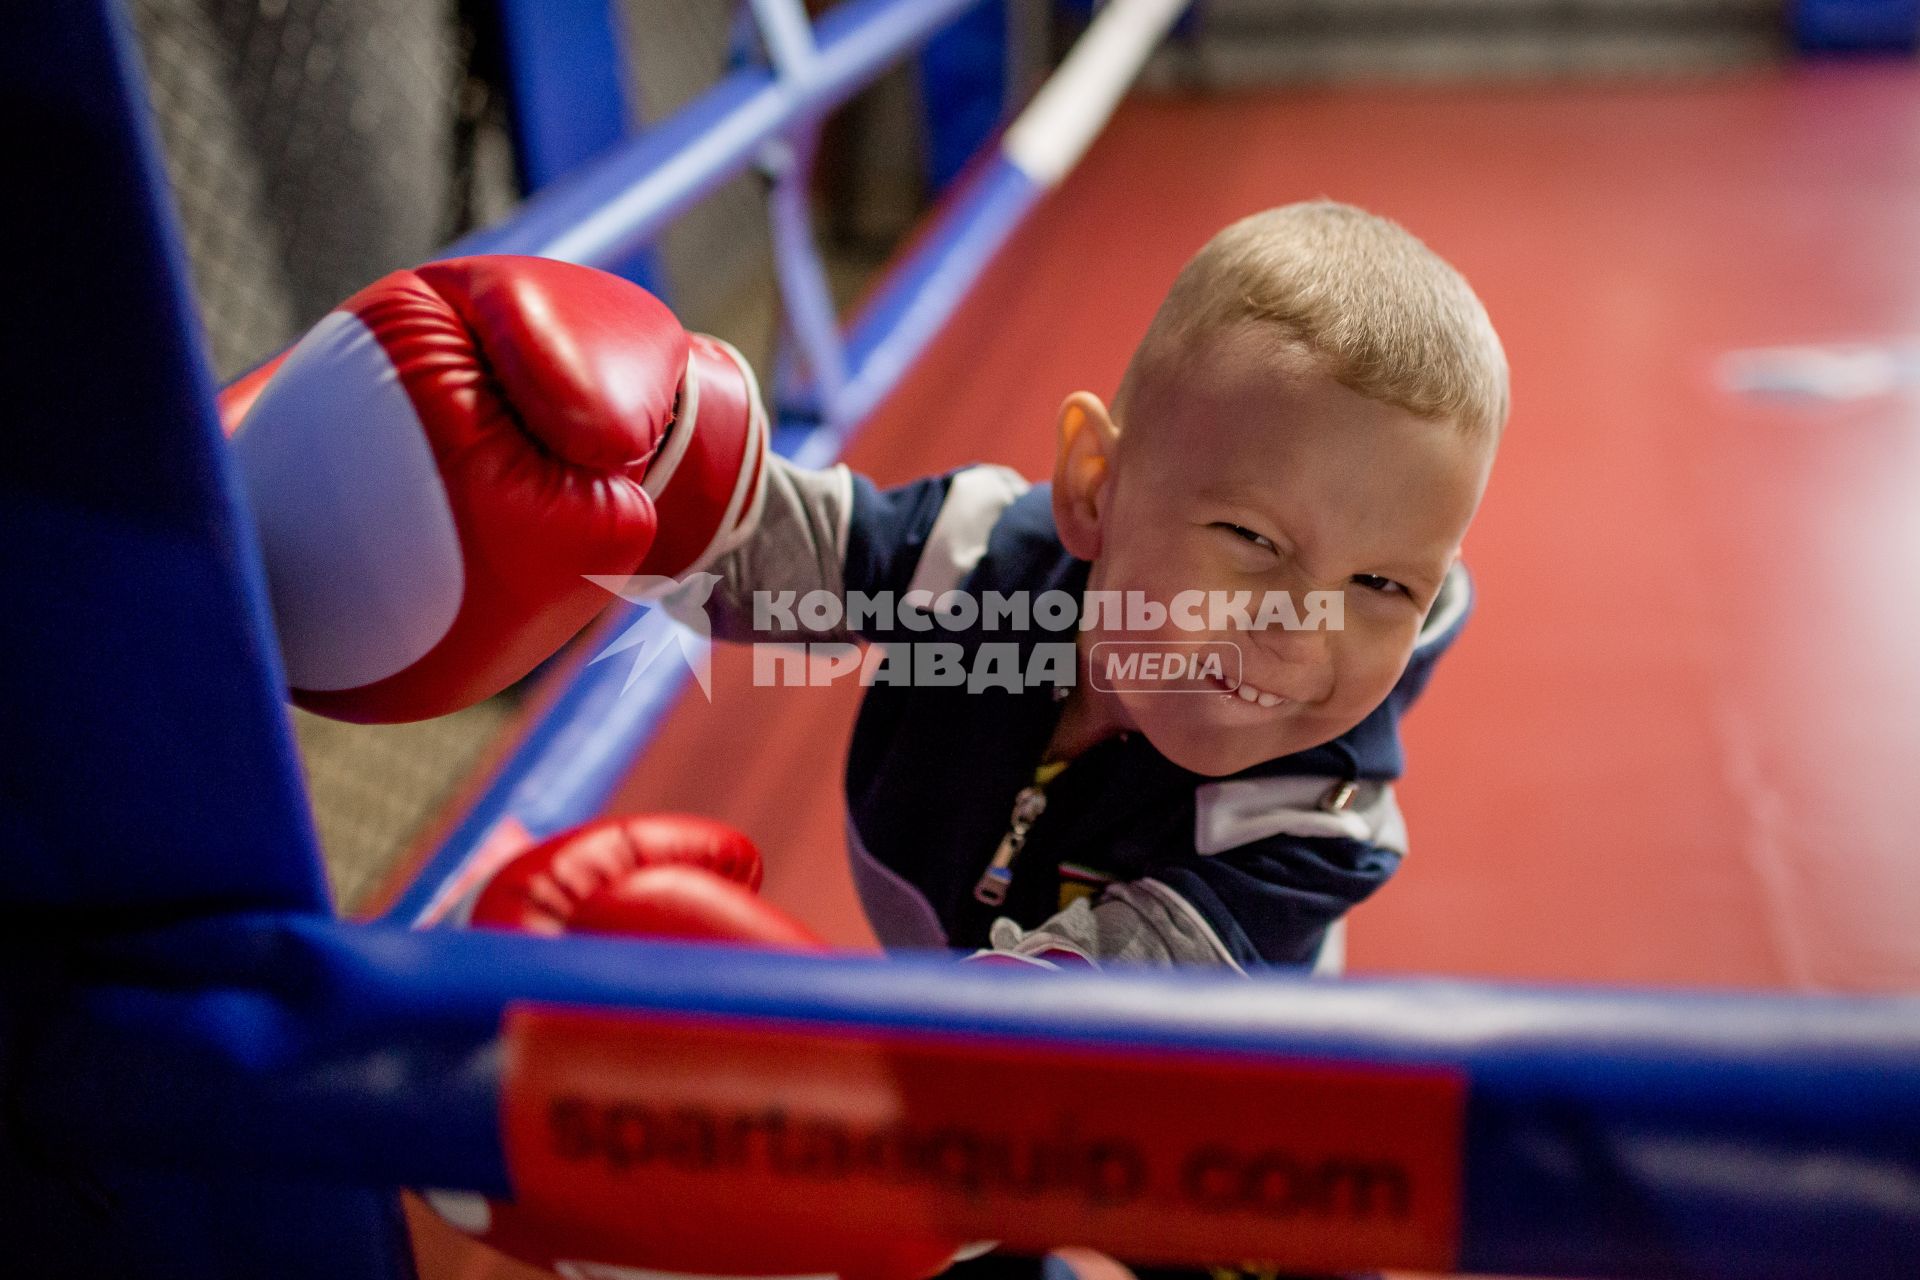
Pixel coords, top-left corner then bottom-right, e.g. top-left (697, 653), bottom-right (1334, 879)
top-left (1052, 391), bottom-right (1118, 561)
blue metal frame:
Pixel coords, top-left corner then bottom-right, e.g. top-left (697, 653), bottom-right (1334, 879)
top-left (387, 147), bottom-right (1043, 921)
top-left (443, 0), bottom-right (985, 269)
top-left (387, 0), bottom-right (1026, 922)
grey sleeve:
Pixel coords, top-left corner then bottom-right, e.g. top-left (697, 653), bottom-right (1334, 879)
top-left (981, 880), bottom-right (1249, 974)
top-left (662, 453), bottom-right (857, 643)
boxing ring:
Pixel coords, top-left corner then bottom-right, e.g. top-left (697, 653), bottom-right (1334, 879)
top-left (7, 2), bottom-right (1920, 1278)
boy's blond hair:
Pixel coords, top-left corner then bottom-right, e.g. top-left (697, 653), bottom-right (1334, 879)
top-left (1117, 200), bottom-right (1510, 441)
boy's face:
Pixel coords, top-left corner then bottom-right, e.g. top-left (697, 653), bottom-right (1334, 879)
top-left (1054, 324), bottom-right (1494, 777)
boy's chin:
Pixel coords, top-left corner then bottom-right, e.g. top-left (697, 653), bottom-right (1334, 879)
top-left (1132, 715), bottom-right (1277, 778)
top-left (1127, 697), bottom-right (1333, 777)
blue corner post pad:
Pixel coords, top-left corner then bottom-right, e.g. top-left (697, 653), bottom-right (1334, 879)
top-left (919, 0), bottom-right (1010, 193)
top-left (1792, 0), bottom-right (1920, 50)
top-left (1, 2), bottom-right (409, 1276)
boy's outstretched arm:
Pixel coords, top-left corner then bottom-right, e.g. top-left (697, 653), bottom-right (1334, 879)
top-left (672, 453), bottom-right (859, 642)
top-left (670, 453), bottom-right (1031, 644)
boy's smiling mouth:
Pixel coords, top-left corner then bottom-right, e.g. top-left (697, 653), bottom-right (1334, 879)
top-left (1211, 671), bottom-right (1291, 709)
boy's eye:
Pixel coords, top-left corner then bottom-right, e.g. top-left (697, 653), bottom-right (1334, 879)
top-left (1216, 523), bottom-right (1277, 552)
top-left (1351, 573), bottom-right (1406, 596)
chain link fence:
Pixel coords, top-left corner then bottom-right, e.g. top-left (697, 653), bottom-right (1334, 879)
top-left (128, 0), bottom-right (512, 911)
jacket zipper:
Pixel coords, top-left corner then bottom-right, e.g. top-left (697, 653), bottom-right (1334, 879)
top-left (973, 783), bottom-right (1048, 906)
top-left (973, 751), bottom-right (1071, 907)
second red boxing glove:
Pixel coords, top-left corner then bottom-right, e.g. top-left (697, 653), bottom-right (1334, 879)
top-left (465, 812), bottom-right (823, 949)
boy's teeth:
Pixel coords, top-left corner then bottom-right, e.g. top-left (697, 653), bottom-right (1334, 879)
top-left (1230, 678), bottom-right (1290, 709)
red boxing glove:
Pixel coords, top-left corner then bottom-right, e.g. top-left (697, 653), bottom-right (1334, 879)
top-left (466, 812), bottom-right (821, 950)
top-left (224, 255), bottom-right (768, 723)
top-left (633, 330), bottom-right (769, 589)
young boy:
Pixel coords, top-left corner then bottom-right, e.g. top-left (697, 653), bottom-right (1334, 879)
top-left (230, 196), bottom-right (1502, 1280)
top-left (685, 199), bottom-right (1508, 972)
